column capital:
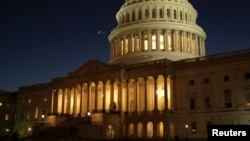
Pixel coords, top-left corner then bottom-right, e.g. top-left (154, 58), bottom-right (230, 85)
top-left (153, 75), bottom-right (158, 80)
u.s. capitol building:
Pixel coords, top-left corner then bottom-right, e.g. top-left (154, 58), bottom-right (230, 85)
top-left (10, 0), bottom-right (250, 140)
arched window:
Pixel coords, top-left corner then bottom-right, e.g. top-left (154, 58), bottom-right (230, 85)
top-left (137, 122), bottom-right (143, 138)
top-left (145, 9), bottom-right (149, 19)
top-left (152, 8), bottom-right (156, 18)
top-left (147, 122), bottom-right (153, 138)
top-left (138, 10), bottom-right (142, 20)
top-left (5, 114), bottom-right (9, 121)
top-left (126, 13), bottom-right (129, 23)
top-left (159, 9), bottom-right (163, 18)
top-left (122, 14), bottom-right (126, 24)
top-left (167, 9), bottom-right (170, 18)
top-left (173, 10), bottom-right (177, 19)
top-left (157, 121), bottom-right (164, 138)
top-left (128, 123), bottom-right (134, 137)
top-left (180, 11), bottom-right (183, 20)
top-left (35, 107), bottom-right (39, 119)
top-left (132, 11), bottom-right (135, 21)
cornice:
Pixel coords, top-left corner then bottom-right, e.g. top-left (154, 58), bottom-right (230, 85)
top-left (109, 20), bottom-right (206, 40)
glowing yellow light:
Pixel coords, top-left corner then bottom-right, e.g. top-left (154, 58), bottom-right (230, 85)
top-left (28, 127), bottom-right (32, 131)
top-left (156, 89), bottom-right (164, 97)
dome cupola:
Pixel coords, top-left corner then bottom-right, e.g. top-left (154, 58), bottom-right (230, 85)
top-left (109, 0), bottom-right (206, 65)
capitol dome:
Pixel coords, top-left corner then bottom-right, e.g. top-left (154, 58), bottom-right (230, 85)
top-left (109, 0), bottom-right (206, 65)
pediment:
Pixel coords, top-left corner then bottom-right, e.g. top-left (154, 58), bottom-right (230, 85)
top-left (67, 60), bottom-right (119, 78)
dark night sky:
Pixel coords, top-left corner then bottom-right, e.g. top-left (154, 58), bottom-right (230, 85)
top-left (1, 0), bottom-right (250, 91)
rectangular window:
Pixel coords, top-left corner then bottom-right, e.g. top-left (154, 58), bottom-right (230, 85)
top-left (205, 97), bottom-right (211, 109)
top-left (204, 78), bottom-right (209, 84)
top-left (152, 9), bottom-right (156, 18)
top-left (180, 12), bottom-right (183, 20)
top-left (160, 9), bottom-right (163, 18)
top-left (206, 121), bottom-right (211, 133)
top-left (145, 9), bottom-right (149, 19)
top-left (190, 98), bottom-right (195, 110)
top-left (173, 10), bottom-right (177, 19)
top-left (167, 9), bottom-right (170, 18)
top-left (224, 90), bottom-right (232, 108)
top-left (225, 102), bottom-right (232, 108)
top-left (245, 73), bottom-right (250, 79)
top-left (189, 80), bottom-right (194, 86)
top-left (191, 122), bottom-right (196, 133)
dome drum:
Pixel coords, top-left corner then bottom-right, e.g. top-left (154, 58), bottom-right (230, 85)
top-left (109, 0), bottom-right (206, 65)
top-left (109, 28), bottom-right (205, 64)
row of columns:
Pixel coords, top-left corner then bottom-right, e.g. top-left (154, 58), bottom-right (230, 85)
top-left (110, 29), bottom-right (205, 59)
top-left (50, 75), bottom-right (172, 117)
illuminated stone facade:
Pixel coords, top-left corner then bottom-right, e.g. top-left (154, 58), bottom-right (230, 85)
top-left (12, 0), bottom-right (250, 140)
top-left (109, 0), bottom-right (206, 64)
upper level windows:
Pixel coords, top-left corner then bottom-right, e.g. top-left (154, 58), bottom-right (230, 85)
top-left (118, 6), bottom-right (193, 25)
top-left (243, 86), bottom-right (250, 107)
top-left (245, 73), bottom-right (250, 79)
top-left (159, 9), bottom-right (163, 18)
top-left (189, 80), bottom-right (194, 86)
top-left (204, 97), bottom-right (211, 109)
top-left (204, 78), bottom-right (209, 84)
top-left (167, 9), bottom-right (170, 18)
top-left (173, 10), bottom-right (177, 19)
top-left (224, 76), bottom-right (230, 82)
top-left (152, 8), bottom-right (156, 18)
top-left (189, 98), bottom-right (195, 110)
top-left (180, 11), bottom-right (183, 20)
top-left (224, 89), bottom-right (232, 108)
